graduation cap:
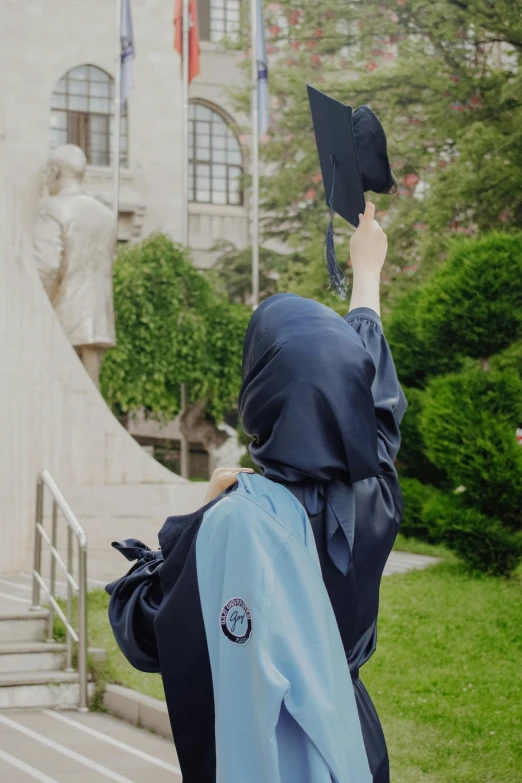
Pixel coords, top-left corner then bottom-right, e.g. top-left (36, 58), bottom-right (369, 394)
top-left (307, 85), bottom-right (397, 299)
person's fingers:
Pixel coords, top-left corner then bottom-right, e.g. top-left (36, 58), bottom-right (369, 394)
top-left (362, 201), bottom-right (376, 224)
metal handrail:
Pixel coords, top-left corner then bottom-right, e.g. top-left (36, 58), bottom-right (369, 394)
top-left (31, 469), bottom-right (88, 711)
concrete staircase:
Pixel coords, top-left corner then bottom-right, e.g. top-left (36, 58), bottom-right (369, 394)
top-left (0, 583), bottom-right (93, 710)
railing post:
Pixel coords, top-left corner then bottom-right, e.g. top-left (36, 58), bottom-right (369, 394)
top-left (65, 526), bottom-right (74, 672)
top-left (34, 470), bottom-right (89, 711)
top-left (30, 478), bottom-right (43, 611)
top-left (78, 543), bottom-right (88, 712)
top-left (47, 500), bottom-right (58, 642)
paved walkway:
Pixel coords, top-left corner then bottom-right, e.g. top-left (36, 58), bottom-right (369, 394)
top-left (383, 550), bottom-right (440, 576)
top-left (0, 709), bottom-right (180, 782)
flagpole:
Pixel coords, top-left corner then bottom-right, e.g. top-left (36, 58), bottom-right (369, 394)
top-left (182, 0), bottom-right (189, 247)
top-left (113, 0), bottom-right (122, 216)
top-left (251, 0), bottom-right (260, 309)
top-left (180, 0), bottom-right (190, 479)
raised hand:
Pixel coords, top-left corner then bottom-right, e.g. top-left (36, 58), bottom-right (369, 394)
top-left (349, 201), bottom-right (388, 277)
top-left (348, 202), bottom-right (387, 316)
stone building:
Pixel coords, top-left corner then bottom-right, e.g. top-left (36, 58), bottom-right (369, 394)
top-left (3, 0), bottom-right (249, 265)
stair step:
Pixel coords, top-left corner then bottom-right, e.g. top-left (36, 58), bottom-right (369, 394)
top-left (0, 641), bottom-right (65, 653)
top-left (0, 641), bottom-right (66, 673)
top-left (0, 669), bottom-right (80, 687)
top-left (0, 612), bottom-right (48, 643)
top-left (0, 669), bottom-right (92, 709)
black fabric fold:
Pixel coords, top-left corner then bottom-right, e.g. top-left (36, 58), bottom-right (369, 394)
top-left (106, 539), bottom-right (164, 673)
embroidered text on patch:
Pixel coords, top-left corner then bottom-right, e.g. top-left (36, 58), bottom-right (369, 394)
top-left (220, 597), bottom-right (252, 645)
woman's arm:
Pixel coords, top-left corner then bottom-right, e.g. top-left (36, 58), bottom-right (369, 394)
top-left (346, 204), bottom-right (407, 471)
top-left (348, 201), bottom-right (387, 317)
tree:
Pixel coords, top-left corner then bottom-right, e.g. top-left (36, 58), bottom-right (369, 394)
top-left (100, 234), bottom-right (251, 427)
top-left (228, 0), bottom-right (522, 305)
top-left (207, 240), bottom-right (288, 305)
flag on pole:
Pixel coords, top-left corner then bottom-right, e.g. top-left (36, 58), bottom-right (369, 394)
top-left (256, 0), bottom-right (269, 137)
top-left (174, 0), bottom-right (201, 84)
top-left (120, 0), bottom-right (135, 106)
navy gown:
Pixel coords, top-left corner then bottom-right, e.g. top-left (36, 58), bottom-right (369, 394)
top-left (282, 309), bottom-right (406, 783)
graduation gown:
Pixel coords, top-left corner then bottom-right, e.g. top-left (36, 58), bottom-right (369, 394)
top-left (107, 474), bottom-right (372, 783)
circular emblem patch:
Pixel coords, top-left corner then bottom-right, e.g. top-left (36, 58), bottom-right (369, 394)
top-left (220, 597), bottom-right (252, 645)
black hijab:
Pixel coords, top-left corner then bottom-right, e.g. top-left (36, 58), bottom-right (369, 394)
top-left (239, 294), bottom-right (380, 574)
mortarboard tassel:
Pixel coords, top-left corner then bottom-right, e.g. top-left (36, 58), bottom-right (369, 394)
top-left (322, 156), bottom-right (347, 300)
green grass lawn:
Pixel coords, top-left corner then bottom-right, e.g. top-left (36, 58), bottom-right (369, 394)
top-left (85, 554), bottom-right (522, 782)
top-left (364, 563), bottom-right (521, 783)
top-left (87, 589), bottom-right (165, 702)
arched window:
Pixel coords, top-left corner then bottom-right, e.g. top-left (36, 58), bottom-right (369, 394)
top-left (189, 102), bottom-right (243, 205)
top-left (50, 65), bottom-right (128, 167)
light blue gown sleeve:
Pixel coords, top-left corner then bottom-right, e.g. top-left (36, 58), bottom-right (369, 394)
top-left (270, 536), bottom-right (373, 783)
top-left (196, 483), bottom-right (372, 783)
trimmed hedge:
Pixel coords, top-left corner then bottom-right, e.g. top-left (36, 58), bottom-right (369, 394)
top-left (417, 233), bottom-right (522, 361)
top-left (400, 477), bottom-right (438, 542)
top-left (397, 387), bottom-right (446, 486)
top-left (386, 288), bottom-right (463, 389)
top-left (423, 491), bottom-right (522, 577)
top-left (421, 369), bottom-right (522, 529)
top-left (490, 339), bottom-right (522, 378)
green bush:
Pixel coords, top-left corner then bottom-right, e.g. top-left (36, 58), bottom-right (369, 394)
top-left (388, 233), bottom-right (522, 575)
top-left (237, 424), bottom-right (252, 448)
top-left (237, 425), bottom-right (262, 473)
top-left (385, 288), bottom-right (463, 389)
top-left (101, 234), bottom-right (250, 424)
top-left (421, 369), bottom-right (522, 529)
top-left (417, 233), bottom-right (522, 361)
top-left (239, 450), bottom-right (261, 473)
top-left (490, 339), bottom-right (522, 379)
top-left (423, 492), bottom-right (522, 577)
top-left (397, 387), bottom-right (446, 486)
top-left (400, 477), bottom-right (438, 542)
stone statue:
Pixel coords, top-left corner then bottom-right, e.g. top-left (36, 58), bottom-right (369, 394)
top-left (33, 144), bottom-right (117, 388)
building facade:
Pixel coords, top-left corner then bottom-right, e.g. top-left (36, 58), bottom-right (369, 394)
top-left (2, 0), bottom-right (249, 267)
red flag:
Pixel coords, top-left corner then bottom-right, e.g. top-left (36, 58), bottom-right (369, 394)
top-left (174, 0), bottom-right (200, 84)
